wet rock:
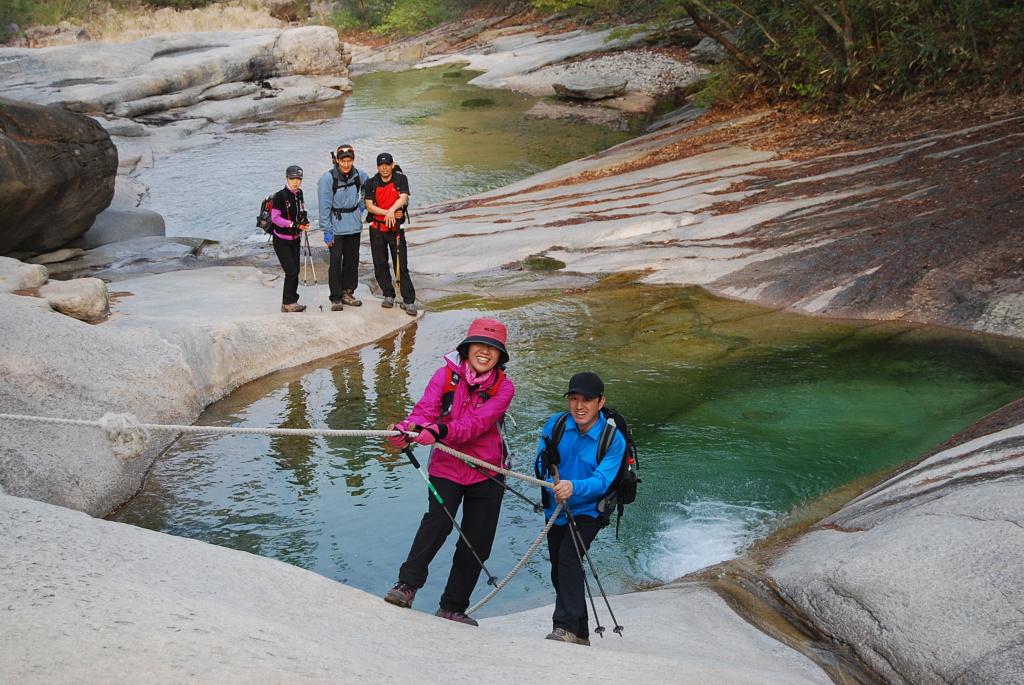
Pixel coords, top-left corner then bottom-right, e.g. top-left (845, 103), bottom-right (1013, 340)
top-left (0, 97), bottom-right (117, 256)
top-left (553, 74), bottom-right (627, 100)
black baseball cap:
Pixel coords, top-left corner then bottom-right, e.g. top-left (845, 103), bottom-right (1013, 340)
top-left (376, 152), bottom-right (394, 165)
top-left (564, 372), bottom-right (604, 399)
top-left (335, 145), bottom-right (355, 159)
top-left (286, 165), bottom-right (303, 179)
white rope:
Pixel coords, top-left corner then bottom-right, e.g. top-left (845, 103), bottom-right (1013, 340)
top-left (467, 502), bottom-right (561, 616)
top-left (2, 410), bottom-right (558, 610)
top-left (0, 412), bottom-right (551, 488)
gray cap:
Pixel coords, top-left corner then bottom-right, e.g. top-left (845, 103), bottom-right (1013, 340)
top-left (286, 165), bottom-right (303, 179)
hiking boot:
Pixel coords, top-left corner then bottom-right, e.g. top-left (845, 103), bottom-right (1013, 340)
top-left (383, 582), bottom-right (416, 608)
top-left (281, 303), bottom-right (306, 313)
top-left (405, 302), bottom-right (417, 316)
top-left (434, 609), bottom-right (478, 626)
top-left (545, 628), bottom-right (581, 644)
top-left (381, 296), bottom-right (395, 309)
top-left (577, 636), bottom-right (591, 647)
top-left (330, 301), bottom-right (344, 312)
top-left (342, 290), bottom-right (362, 306)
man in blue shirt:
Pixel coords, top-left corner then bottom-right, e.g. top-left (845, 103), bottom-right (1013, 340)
top-left (535, 371), bottom-right (626, 646)
top-left (318, 144), bottom-right (369, 311)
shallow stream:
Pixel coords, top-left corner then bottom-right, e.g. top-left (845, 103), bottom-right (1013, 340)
top-left (136, 66), bottom-right (632, 242)
top-left (113, 282), bottom-right (1024, 618)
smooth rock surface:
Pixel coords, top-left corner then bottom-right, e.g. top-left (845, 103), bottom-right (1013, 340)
top-left (766, 424), bottom-right (1024, 685)
top-left (0, 492), bottom-right (830, 685)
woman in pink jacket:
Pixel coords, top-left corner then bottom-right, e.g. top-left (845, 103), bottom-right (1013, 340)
top-left (385, 318), bottom-right (515, 625)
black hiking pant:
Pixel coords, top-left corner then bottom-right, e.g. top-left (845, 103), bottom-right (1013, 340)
top-left (273, 233), bottom-right (302, 305)
top-left (328, 232), bottom-right (360, 302)
top-left (547, 514), bottom-right (600, 640)
top-left (398, 475), bottom-right (505, 613)
top-left (369, 227), bottom-right (415, 304)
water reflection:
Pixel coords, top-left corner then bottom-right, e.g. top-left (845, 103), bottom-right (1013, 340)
top-left (113, 283), bottom-right (1024, 617)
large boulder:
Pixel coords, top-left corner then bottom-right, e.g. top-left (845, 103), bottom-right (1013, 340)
top-left (0, 98), bottom-right (117, 256)
top-left (765, 417), bottom-right (1024, 684)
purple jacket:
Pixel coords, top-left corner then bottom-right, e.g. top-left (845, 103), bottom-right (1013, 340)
top-left (405, 351), bottom-right (515, 485)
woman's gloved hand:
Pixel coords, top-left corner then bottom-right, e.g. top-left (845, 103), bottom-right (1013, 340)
top-left (387, 421), bottom-right (411, 449)
top-left (412, 424), bottom-right (445, 446)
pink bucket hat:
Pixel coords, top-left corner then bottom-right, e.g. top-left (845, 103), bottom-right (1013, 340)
top-left (457, 318), bottom-right (509, 367)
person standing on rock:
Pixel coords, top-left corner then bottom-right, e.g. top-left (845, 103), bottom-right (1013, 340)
top-left (384, 318), bottom-right (515, 626)
top-left (364, 152), bottom-right (416, 316)
top-left (271, 165), bottom-right (310, 313)
top-left (318, 144), bottom-right (370, 312)
top-left (534, 371), bottom-right (626, 646)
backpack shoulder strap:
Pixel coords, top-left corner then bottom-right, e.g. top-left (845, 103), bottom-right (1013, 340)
top-left (331, 169), bottom-right (363, 197)
top-left (551, 412), bottom-right (569, 443)
top-left (596, 418), bottom-right (618, 464)
top-left (440, 368), bottom-right (461, 416)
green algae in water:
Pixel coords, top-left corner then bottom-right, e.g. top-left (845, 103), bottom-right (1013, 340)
top-left (113, 284), bottom-right (1024, 617)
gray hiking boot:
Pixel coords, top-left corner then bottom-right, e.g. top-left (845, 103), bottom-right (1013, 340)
top-left (330, 301), bottom-right (344, 312)
top-left (435, 609), bottom-right (478, 626)
top-left (381, 296), bottom-right (395, 309)
top-left (405, 302), bottom-right (417, 316)
top-left (342, 290), bottom-right (362, 306)
top-left (281, 303), bottom-right (306, 313)
top-left (545, 628), bottom-right (582, 644)
top-left (383, 581), bottom-right (416, 608)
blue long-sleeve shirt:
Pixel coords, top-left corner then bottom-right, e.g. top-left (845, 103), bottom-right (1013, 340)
top-left (535, 411), bottom-right (626, 525)
top-left (317, 166), bottom-right (368, 238)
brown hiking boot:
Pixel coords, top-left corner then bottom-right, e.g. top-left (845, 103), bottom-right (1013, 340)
top-left (384, 582), bottom-right (416, 608)
top-left (342, 290), bottom-right (362, 306)
top-left (330, 301), bottom-right (344, 311)
top-left (545, 628), bottom-right (582, 644)
top-left (435, 609), bottom-right (478, 626)
top-left (281, 303), bottom-right (306, 313)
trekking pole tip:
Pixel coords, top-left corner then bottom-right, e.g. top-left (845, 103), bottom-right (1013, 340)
top-left (487, 575), bottom-right (498, 586)
top-left (614, 625), bottom-right (624, 636)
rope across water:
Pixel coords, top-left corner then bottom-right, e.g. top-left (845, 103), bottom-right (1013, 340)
top-left (1, 411), bottom-right (555, 613)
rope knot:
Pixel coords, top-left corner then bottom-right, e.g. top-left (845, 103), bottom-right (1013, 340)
top-left (98, 413), bottom-right (151, 461)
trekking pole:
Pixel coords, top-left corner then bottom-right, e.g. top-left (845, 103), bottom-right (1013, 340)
top-left (458, 453), bottom-right (544, 513)
top-left (401, 445), bottom-right (499, 587)
top-left (302, 230), bottom-right (324, 313)
top-left (393, 229), bottom-right (402, 305)
top-left (563, 501), bottom-right (624, 637)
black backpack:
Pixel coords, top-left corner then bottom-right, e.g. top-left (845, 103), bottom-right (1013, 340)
top-left (256, 195), bottom-right (274, 234)
top-left (546, 407), bottom-right (640, 537)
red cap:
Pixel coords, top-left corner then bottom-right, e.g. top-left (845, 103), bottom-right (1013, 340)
top-left (457, 318), bottom-right (509, 366)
